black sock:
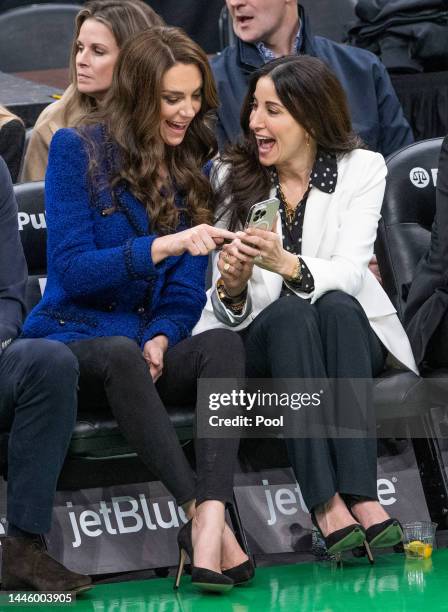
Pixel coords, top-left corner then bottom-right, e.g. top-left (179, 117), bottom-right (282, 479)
top-left (7, 523), bottom-right (39, 539)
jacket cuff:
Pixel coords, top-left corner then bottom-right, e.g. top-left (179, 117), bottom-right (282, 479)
top-left (141, 318), bottom-right (189, 349)
top-left (211, 287), bottom-right (252, 326)
top-left (125, 236), bottom-right (179, 281)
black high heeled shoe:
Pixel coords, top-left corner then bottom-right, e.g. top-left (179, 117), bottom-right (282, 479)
top-left (365, 518), bottom-right (404, 549)
top-left (311, 512), bottom-right (374, 563)
top-left (222, 558), bottom-right (255, 585)
top-left (173, 520), bottom-right (234, 593)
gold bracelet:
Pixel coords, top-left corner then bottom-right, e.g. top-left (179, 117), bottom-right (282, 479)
top-left (216, 278), bottom-right (247, 304)
top-left (288, 257), bottom-right (303, 284)
top-left (228, 303), bottom-right (245, 315)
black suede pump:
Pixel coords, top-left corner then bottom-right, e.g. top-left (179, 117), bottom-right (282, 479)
top-left (174, 520), bottom-right (234, 593)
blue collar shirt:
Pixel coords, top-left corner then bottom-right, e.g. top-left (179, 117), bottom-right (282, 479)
top-left (255, 22), bottom-right (303, 62)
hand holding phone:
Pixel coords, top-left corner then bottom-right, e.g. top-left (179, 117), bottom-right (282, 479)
top-left (218, 242), bottom-right (255, 297)
top-left (235, 195), bottom-right (292, 276)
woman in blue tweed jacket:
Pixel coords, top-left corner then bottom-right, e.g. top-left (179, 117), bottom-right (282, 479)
top-left (23, 27), bottom-right (251, 591)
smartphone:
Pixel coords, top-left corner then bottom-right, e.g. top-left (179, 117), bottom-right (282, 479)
top-left (244, 197), bottom-right (279, 231)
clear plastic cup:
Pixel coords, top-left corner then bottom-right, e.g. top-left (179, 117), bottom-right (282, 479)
top-left (402, 521), bottom-right (437, 559)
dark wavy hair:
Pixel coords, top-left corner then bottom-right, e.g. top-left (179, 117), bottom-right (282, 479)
top-left (80, 26), bottom-right (219, 232)
top-left (217, 55), bottom-right (364, 230)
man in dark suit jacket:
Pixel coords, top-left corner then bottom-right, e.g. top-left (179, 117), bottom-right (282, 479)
top-left (212, 1), bottom-right (413, 155)
top-left (0, 156), bottom-right (91, 592)
top-left (404, 136), bottom-right (448, 369)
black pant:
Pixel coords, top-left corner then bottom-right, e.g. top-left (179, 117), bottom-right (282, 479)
top-left (0, 339), bottom-right (78, 533)
top-left (241, 291), bottom-right (386, 511)
top-left (68, 330), bottom-right (244, 506)
top-left (426, 310), bottom-right (448, 368)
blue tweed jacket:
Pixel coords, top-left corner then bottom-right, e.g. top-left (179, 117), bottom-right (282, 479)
top-left (22, 127), bottom-right (208, 348)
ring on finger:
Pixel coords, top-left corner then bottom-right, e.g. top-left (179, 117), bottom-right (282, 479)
top-left (223, 262), bottom-right (231, 272)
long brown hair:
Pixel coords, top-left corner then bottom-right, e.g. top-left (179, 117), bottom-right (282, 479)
top-left (218, 55), bottom-right (364, 230)
top-left (81, 27), bottom-right (218, 232)
top-left (63, 0), bottom-right (164, 124)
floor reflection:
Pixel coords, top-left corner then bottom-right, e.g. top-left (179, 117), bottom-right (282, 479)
top-left (16, 549), bottom-right (446, 612)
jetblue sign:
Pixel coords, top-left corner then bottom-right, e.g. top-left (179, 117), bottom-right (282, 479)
top-left (45, 482), bottom-right (187, 574)
top-left (234, 443), bottom-right (429, 555)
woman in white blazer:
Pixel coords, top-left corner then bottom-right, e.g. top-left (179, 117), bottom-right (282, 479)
top-left (194, 56), bottom-right (418, 559)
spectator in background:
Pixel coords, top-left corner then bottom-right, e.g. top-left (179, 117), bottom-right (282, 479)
top-left (404, 136), bottom-right (448, 370)
top-left (0, 156), bottom-right (91, 593)
top-left (21, 0), bottom-right (163, 182)
top-left (212, 0), bottom-right (414, 157)
top-left (0, 105), bottom-right (25, 183)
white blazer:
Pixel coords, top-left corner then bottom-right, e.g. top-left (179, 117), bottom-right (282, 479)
top-left (194, 149), bottom-right (418, 374)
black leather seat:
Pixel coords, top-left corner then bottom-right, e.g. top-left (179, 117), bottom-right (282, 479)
top-left (376, 138), bottom-right (448, 525)
top-left (376, 137), bottom-right (448, 402)
top-left (377, 137), bottom-right (444, 320)
top-left (0, 4), bottom-right (81, 72)
top-left (11, 181), bottom-right (195, 490)
top-left (373, 139), bottom-right (444, 425)
top-left (374, 370), bottom-right (426, 423)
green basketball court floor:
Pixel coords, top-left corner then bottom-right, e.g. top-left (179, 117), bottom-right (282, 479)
top-left (4, 549), bottom-right (448, 611)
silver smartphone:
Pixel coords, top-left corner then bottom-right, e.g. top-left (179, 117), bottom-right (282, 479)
top-left (244, 197), bottom-right (280, 231)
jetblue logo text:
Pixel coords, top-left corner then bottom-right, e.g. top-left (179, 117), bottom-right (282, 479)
top-left (67, 495), bottom-right (188, 548)
top-left (263, 477), bottom-right (397, 525)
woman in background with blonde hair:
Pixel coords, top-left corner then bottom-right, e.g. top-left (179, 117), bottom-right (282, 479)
top-left (21, 0), bottom-right (163, 181)
top-left (0, 105), bottom-right (25, 182)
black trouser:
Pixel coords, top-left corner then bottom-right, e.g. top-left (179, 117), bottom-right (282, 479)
top-left (68, 330), bottom-right (244, 507)
top-left (241, 291), bottom-right (386, 512)
top-left (426, 310), bottom-right (448, 368)
top-left (0, 339), bottom-right (78, 533)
